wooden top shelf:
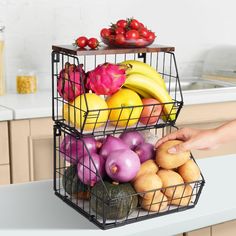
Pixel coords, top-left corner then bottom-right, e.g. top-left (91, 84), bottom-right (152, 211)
top-left (52, 44), bottom-right (175, 56)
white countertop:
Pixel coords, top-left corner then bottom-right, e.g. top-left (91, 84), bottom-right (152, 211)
top-left (0, 106), bottom-right (13, 121)
top-left (0, 87), bottom-right (235, 120)
top-left (182, 87), bottom-right (236, 105)
top-left (0, 154), bottom-right (236, 235)
top-left (0, 91), bottom-right (54, 119)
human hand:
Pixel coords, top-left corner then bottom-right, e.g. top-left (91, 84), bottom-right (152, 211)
top-left (155, 127), bottom-right (219, 154)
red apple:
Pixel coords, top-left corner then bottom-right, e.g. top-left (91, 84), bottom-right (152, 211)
top-left (140, 98), bottom-right (163, 125)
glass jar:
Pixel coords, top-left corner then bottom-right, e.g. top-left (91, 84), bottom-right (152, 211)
top-left (0, 24), bottom-right (5, 96)
top-left (16, 70), bottom-right (37, 94)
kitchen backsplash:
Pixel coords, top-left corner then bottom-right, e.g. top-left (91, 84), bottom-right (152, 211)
top-left (0, 0), bottom-right (236, 91)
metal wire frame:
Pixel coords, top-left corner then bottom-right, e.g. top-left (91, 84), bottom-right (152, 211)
top-left (53, 125), bottom-right (205, 230)
top-left (51, 50), bottom-right (183, 137)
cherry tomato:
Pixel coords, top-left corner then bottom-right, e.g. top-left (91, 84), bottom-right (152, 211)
top-left (108, 35), bottom-right (115, 43)
top-left (129, 19), bottom-right (140, 30)
top-left (135, 38), bottom-right (149, 47)
top-left (87, 38), bottom-right (99, 49)
top-left (109, 34), bottom-right (116, 41)
top-left (116, 19), bottom-right (127, 28)
top-left (125, 30), bottom-right (139, 40)
top-left (75, 36), bottom-right (88, 48)
top-left (108, 27), bottom-right (116, 35)
top-left (139, 27), bottom-right (149, 38)
top-left (115, 34), bottom-right (125, 45)
top-left (100, 28), bottom-right (111, 39)
top-left (146, 31), bottom-right (156, 42)
top-left (139, 22), bottom-right (144, 28)
top-left (115, 27), bottom-right (125, 35)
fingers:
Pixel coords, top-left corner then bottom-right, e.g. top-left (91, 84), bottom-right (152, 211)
top-left (168, 141), bottom-right (191, 154)
top-left (155, 127), bottom-right (196, 154)
top-left (155, 131), bottom-right (178, 148)
top-left (155, 128), bottom-right (188, 149)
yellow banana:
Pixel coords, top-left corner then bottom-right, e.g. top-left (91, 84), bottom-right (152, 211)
top-left (124, 74), bottom-right (176, 121)
top-left (121, 60), bottom-right (167, 90)
top-left (123, 84), bottom-right (151, 98)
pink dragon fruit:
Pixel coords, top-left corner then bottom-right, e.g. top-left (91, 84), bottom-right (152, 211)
top-left (57, 62), bottom-right (86, 102)
top-left (86, 63), bottom-right (126, 95)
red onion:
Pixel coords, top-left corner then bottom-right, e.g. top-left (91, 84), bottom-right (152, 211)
top-left (119, 131), bottom-right (145, 150)
top-left (77, 153), bottom-right (105, 186)
top-left (105, 149), bottom-right (141, 182)
top-left (60, 135), bottom-right (97, 164)
top-left (96, 137), bottom-right (105, 151)
top-left (99, 136), bottom-right (129, 159)
top-left (134, 142), bottom-right (155, 163)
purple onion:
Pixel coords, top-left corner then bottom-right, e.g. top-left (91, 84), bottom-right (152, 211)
top-left (59, 135), bottom-right (97, 164)
top-left (105, 149), bottom-right (141, 182)
top-left (119, 131), bottom-right (145, 150)
top-left (134, 142), bottom-right (155, 163)
top-left (77, 153), bottom-right (105, 186)
top-left (99, 136), bottom-right (129, 159)
top-left (96, 137), bottom-right (105, 152)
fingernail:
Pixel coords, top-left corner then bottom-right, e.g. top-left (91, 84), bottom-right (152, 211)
top-left (168, 147), bottom-right (177, 154)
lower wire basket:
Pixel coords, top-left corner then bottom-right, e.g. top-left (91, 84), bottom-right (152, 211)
top-left (53, 125), bottom-right (205, 230)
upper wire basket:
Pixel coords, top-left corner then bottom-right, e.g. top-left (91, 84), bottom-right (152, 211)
top-left (52, 45), bottom-right (183, 137)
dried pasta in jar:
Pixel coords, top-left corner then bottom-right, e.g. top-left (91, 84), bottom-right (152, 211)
top-left (16, 73), bottom-right (37, 94)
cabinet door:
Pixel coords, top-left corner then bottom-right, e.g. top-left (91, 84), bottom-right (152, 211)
top-left (177, 102), bottom-right (236, 126)
top-left (0, 122), bottom-right (11, 185)
top-left (29, 135), bottom-right (53, 181)
top-left (185, 227), bottom-right (211, 236)
top-left (0, 165), bottom-right (10, 185)
top-left (10, 118), bottom-right (53, 183)
top-left (212, 220), bottom-right (236, 236)
top-left (0, 121), bottom-right (10, 165)
top-left (29, 119), bottom-right (54, 181)
top-left (10, 120), bottom-right (31, 183)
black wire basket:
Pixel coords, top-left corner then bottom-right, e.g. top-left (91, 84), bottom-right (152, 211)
top-left (53, 125), bottom-right (205, 230)
top-left (52, 45), bottom-right (183, 137)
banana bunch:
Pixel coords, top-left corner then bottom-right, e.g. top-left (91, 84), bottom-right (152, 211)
top-left (121, 60), bottom-right (167, 90)
top-left (121, 60), bottom-right (176, 121)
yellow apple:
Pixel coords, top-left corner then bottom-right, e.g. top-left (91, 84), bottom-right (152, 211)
top-left (63, 93), bottom-right (109, 131)
top-left (106, 88), bottom-right (143, 127)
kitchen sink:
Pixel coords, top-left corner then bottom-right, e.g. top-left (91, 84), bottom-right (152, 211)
top-left (169, 79), bottom-right (235, 91)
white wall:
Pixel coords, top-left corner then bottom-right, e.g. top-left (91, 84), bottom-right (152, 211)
top-left (1, 0), bottom-right (236, 91)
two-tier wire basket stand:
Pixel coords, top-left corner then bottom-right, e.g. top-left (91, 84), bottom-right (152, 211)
top-left (51, 44), bottom-right (205, 229)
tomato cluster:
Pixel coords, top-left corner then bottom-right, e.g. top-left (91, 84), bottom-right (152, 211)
top-left (100, 18), bottom-right (156, 47)
top-left (75, 36), bottom-right (99, 49)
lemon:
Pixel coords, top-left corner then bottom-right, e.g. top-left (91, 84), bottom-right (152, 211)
top-left (63, 93), bottom-right (108, 131)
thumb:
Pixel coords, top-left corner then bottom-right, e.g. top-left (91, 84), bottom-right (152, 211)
top-left (168, 143), bottom-right (189, 154)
